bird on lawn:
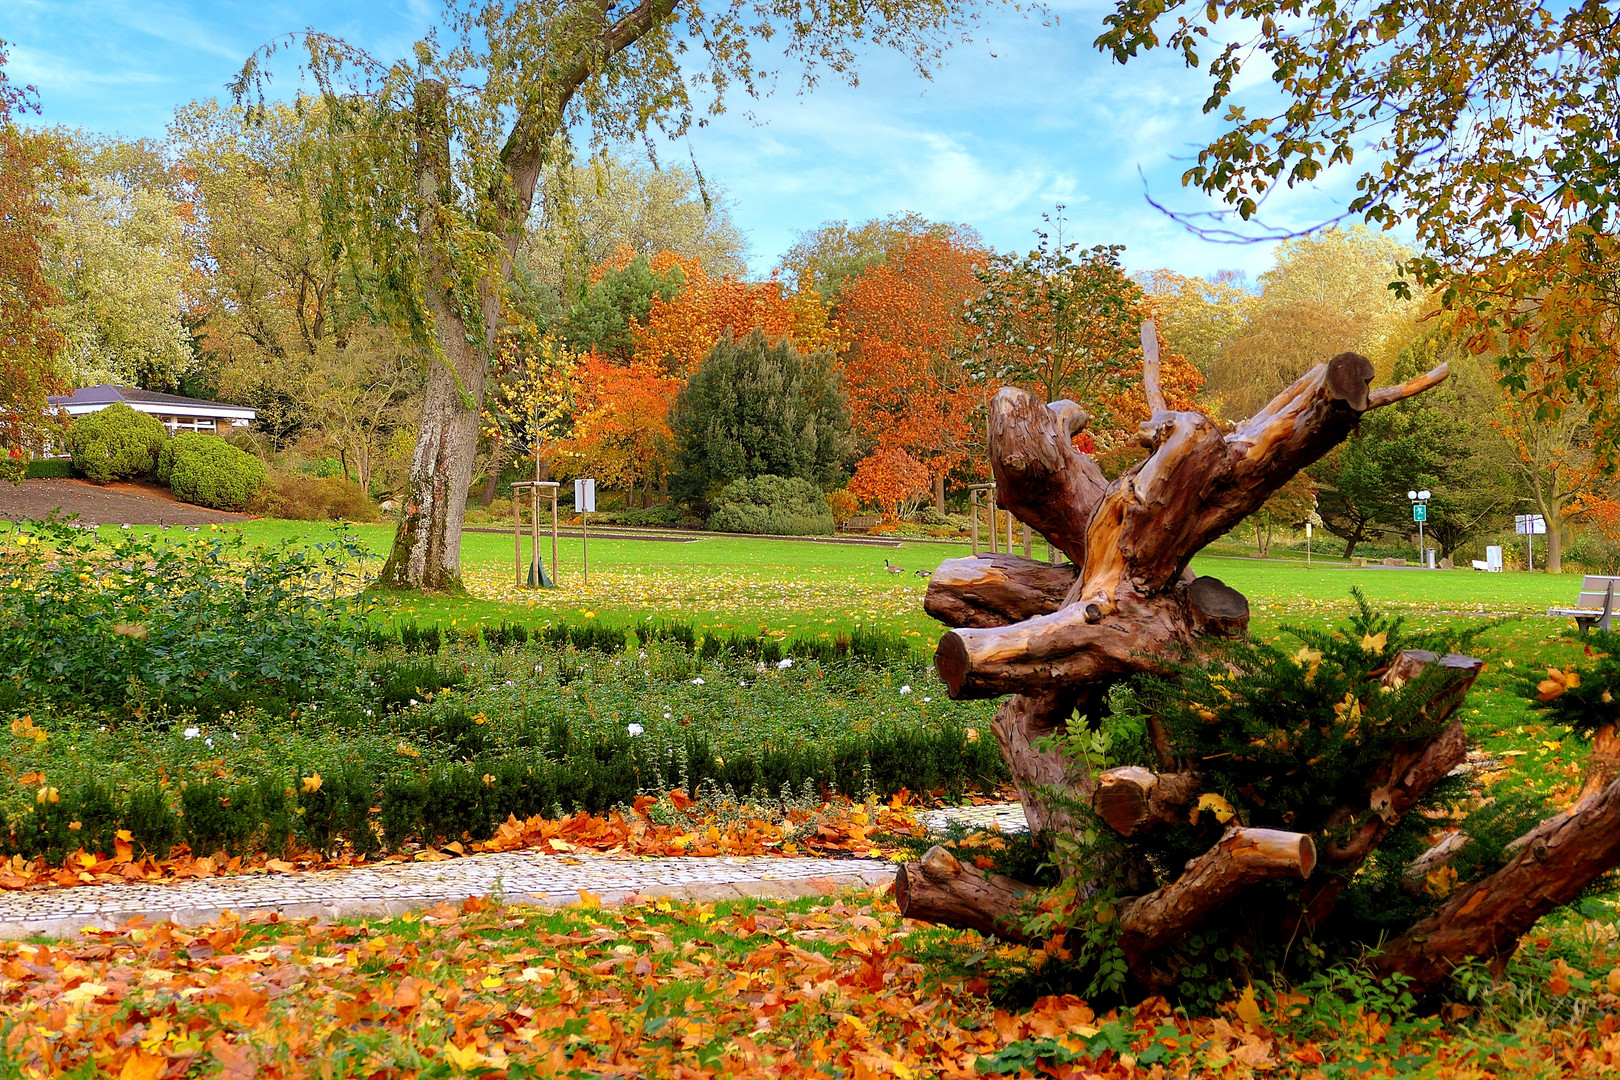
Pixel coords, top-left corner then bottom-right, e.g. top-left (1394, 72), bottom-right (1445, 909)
top-left (884, 559), bottom-right (905, 574)
top-left (915, 569), bottom-right (931, 578)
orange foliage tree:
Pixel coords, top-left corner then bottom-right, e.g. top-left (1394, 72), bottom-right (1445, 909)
top-left (835, 231), bottom-right (987, 509)
top-left (560, 355), bottom-right (681, 508)
top-left (631, 253), bottom-right (837, 376)
top-left (848, 448), bottom-right (931, 520)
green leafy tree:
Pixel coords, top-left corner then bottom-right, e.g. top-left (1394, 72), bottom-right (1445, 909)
top-left (560, 254), bottom-right (684, 360)
top-left (236, 0), bottom-right (1013, 590)
top-left (776, 213), bottom-right (981, 303)
top-left (669, 330), bottom-right (850, 508)
top-left (1094, 0), bottom-right (1620, 456)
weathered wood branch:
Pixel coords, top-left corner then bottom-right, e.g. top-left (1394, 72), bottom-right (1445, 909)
top-left (1582, 723), bottom-right (1620, 799)
top-left (923, 554), bottom-right (1079, 630)
top-left (990, 688), bottom-right (1085, 839)
top-left (1141, 320), bottom-right (1168, 415)
top-left (1373, 774), bottom-right (1620, 996)
top-left (988, 388), bottom-right (1108, 567)
top-left (894, 845), bottom-right (1035, 942)
top-left (1403, 831), bottom-right (1470, 896)
top-left (1092, 767), bottom-right (1201, 837)
top-left (938, 354), bottom-right (1441, 698)
top-left (1120, 827), bottom-right (1316, 985)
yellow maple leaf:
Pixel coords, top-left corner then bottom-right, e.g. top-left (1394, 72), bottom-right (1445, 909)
top-left (117, 1050), bottom-right (167, 1080)
top-left (1359, 631), bottom-right (1388, 653)
top-left (301, 772), bottom-right (322, 794)
top-left (1234, 984), bottom-right (1262, 1024)
top-left (1190, 792), bottom-right (1236, 825)
top-left (439, 1041), bottom-right (486, 1070)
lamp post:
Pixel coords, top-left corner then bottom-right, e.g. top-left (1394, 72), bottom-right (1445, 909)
top-left (1407, 489), bottom-right (1432, 567)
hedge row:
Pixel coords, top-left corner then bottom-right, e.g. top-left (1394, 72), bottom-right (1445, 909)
top-left (4, 727), bottom-right (1006, 863)
top-left (371, 617), bottom-right (919, 668)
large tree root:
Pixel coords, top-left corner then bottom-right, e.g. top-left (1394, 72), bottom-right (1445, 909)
top-left (1374, 774), bottom-right (1620, 996)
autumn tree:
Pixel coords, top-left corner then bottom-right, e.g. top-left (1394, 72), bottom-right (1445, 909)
top-left (668, 331), bottom-right (850, 508)
top-left (42, 135), bottom-right (196, 391)
top-left (0, 40), bottom-right (68, 473)
top-left (848, 447), bottom-right (931, 520)
top-left (171, 100), bottom-right (422, 460)
top-left (1137, 267), bottom-right (1254, 376)
top-left (777, 213), bottom-right (979, 302)
top-left (239, 0), bottom-right (1015, 591)
top-left (1095, 0), bottom-right (1620, 455)
top-left (1497, 393), bottom-right (1602, 575)
top-left (522, 152), bottom-right (748, 313)
top-left (965, 227), bottom-right (1200, 443)
top-left (478, 331), bottom-right (579, 503)
top-left (834, 230), bottom-right (985, 510)
top-left (559, 355), bottom-right (679, 505)
top-left (631, 254), bottom-right (837, 376)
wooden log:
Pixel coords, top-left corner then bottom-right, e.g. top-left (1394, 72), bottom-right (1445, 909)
top-left (1092, 767), bottom-right (1201, 837)
top-left (1581, 723), bottom-right (1620, 799)
top-left (1120, 827), bottom-right (1316, 980)
top-left (923, 554), bottom-right (1079, 630)
top-left (1186, 576), bottom-right (1250, 639)
top-left (988, 387), bottom-right (1108, 567)
top-left (1373, 774), bottom-right (1620, 996)
top-left (893, 844), bottom-right (1034, 942)
top-left (990, 688), bottom-right (1085, 839)
top-left (936, 360), bottom-right (1450, 698)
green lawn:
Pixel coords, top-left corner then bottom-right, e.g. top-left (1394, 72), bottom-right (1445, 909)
top-left (92, 518), bottom-right (1580, 638)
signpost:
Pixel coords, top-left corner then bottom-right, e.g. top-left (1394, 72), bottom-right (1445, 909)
top-left (1515, 512), bottom-right (1547, 571)
top-left (575, 478), bottom-right (596, 585)
top-left (1408, 489), bottom-right (1432, 566)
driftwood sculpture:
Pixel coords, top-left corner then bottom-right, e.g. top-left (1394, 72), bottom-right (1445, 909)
top-left (898, 325), bottom-right (1620, 997)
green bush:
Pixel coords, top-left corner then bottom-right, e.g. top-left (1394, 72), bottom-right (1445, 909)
top-left (160, 432), bottom-right (267, 510)
top-left (707, 475), bottom-right (836, 536)
top-left (247, 472), bottom-right (378, 521)
top-left (67, 403), bottom-right (167, 483)
top-left (24, 458), bottom-right (74, 479)
top-left (613, 505), bottom-right (685, 528)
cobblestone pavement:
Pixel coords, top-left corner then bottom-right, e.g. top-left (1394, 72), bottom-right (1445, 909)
top-left (0, 802), bottom-right (1028, 939)
top-left (924, 802), bottom-right (1030, 834)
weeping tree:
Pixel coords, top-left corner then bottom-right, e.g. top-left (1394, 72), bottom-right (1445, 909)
top-left (899, 324), bottom-right (1620, 998)
top-left (233, 0), bottom-right (1010, 590)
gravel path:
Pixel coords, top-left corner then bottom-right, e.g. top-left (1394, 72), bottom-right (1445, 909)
top-left (1, 479), bottom-right (249, 527)
top-left (0, 803), bottom-right (1029, 938)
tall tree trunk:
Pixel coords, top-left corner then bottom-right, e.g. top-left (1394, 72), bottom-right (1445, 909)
top-left (379, 80), bottom-right (498, 590)
top-left (935, 473), bottom-right (947, 514)
top-left (480, 429), bottom-right (502, 507)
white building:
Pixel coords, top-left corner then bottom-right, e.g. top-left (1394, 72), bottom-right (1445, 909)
top-left (47, 385), bottom-right (257, 435)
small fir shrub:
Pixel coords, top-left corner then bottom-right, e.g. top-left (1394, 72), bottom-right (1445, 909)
top-left (67, 402), bottom-right (166, 483)
top-left (24, 458), bottom-right (74, 479)
top-left (161, 432), bottom-right (267, 510)
top-left (707, 475), bottom-right (836, 536)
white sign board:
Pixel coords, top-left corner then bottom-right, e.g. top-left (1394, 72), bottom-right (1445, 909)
top-left (1487, 545), bottom-right (1503, 571)
top-left (574, 478), bottom-right (596, 513)
top-left (1514, 513), bottom-right (1547, 535)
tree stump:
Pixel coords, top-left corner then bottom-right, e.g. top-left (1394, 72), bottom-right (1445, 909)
top-left (896, 325), bottom-right (1620, 998)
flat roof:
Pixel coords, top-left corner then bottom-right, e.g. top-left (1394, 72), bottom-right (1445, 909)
top-left (48, 384), bottom-right (256, 420)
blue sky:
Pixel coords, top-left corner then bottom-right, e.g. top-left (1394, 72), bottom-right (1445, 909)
top-left (2, 0), bottom-right (1381, 279)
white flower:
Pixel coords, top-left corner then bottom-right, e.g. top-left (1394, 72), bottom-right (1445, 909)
top-left (409, 698), bottom-right (419, 706)
top-left (205, 738), bottom-right (214, 748)
top-left (183, 726), bottom-right (200, 740)
top-left (900, 685), bottom-right (913, 695)
top-left (231, 732), bottom-right (239, 741)
top-left (627, 723), bottom-right (644, 736)
top-left (663, 711), bottom-right (672, 719)
top-left (739, 680), bottom-right (748, 687)
top-left (364, 709), bottom-right (374, 717)
top-left (692, 677), bottom-right (705, 685)
top-left (923, 697), bottom-right (932, 703)
top-left (777, 658), bottom-right (793, 670)
top-left (755, 661), bottom-right (767, 673)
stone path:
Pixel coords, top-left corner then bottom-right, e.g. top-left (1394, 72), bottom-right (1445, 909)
top-left (0, 803), bottom-right (1027, 939)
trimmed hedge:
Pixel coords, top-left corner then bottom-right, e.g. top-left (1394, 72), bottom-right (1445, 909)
top-left (159, 432), bottom-right (267, 510)
top-left (24, 458), bottom-right (74, 479)
top-left (0, 726), bottom-right (1005, 863)
top-left (706, 475), bottom-right (836, 536)
top-left (67, 402), bottom-right (166, 483)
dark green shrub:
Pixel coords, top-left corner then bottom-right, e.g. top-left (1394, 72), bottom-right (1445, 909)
top-left (181, 781), bottom-right (262, 858)
top-left (67, 402), bottom-right (166, 483)
top-left (614, 504), bottom-right (684, 528)
top-left (123, 784), bottom-right (179, 858)
top-left (706, 475), bottom-right (836, 536)
top-left (642, 619), bottom-right (697, 652)
top-left (24, 458), bottom-right (73, 479)
top-left (483, 622), bottom-right (530, 650)
top-left (295, 763), bottom-right (379, 858)
top-left (669, 330), bottom-right (851, 508)
top-left (399, 624), bottom-right (443, 654)
top-left (160, 432), bottom-right (267, 510)
top-left (372, 658), bottom-right (465, 712)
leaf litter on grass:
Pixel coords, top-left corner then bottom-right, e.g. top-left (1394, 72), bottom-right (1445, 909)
top-left (4, 891), bottom-right (1620, 1079)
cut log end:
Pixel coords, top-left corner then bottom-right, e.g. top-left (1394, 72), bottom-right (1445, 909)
top-left (936, 631), bottom-right (970, 699)
top-left (1326, 351), bottom-right (1376, 412)
top-left (894, 844), bottom-right (1033, 942)
top-left (1186, 575), bottom-right (1250, 638)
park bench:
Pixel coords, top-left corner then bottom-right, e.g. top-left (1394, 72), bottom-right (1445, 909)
top-left (1549, 575), bottom-right (1620, 634)
top-left (840, 515), bottom-right (880, 533)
